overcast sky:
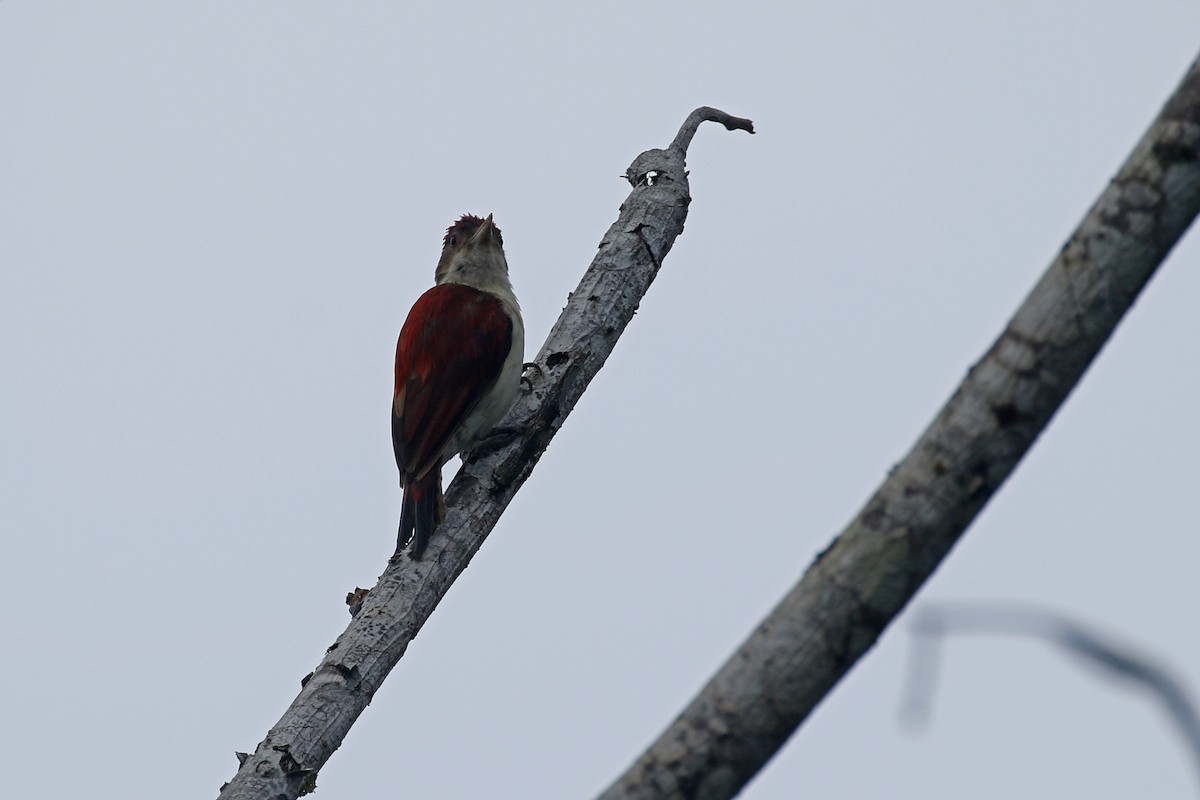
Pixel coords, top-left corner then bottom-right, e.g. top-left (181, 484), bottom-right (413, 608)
top-left (4, 3), bottom-right (1200, 798)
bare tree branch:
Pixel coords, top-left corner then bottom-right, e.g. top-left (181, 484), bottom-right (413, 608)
top-left (596, 53), bottom-right (1200, 800)
top-left (216, 108), bottom-right (754, 800)
top-left (904, 604), bottom-right (1200, 789)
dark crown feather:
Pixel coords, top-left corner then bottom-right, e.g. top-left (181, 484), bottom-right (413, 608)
top-left (443, 214), bottom-right (502, 247)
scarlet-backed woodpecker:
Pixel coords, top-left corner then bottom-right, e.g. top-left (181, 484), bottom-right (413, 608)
top-left (392, 214), bottom-right (524, 559)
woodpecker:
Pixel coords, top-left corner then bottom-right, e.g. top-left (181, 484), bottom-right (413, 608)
top-left (392, 214), bottom-right (524, 559)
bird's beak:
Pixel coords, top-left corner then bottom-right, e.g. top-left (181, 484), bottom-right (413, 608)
top-left (472, 213), bottom-right (497, 246)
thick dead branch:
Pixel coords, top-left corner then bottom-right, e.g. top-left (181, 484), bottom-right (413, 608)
top-left (596, 53), bottom-right (1200, 800)
top-left (216, 108), bottom-right (753, 800)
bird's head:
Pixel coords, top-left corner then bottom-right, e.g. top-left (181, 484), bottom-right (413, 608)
top-left (435, 213), bottom-right (509, 289)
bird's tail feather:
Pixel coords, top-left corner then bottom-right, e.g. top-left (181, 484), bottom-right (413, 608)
top-left (396, 470), bottom-right (445, 560)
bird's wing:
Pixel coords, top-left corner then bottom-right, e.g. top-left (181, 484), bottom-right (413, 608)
top-left (392, 283), bottom-right (513, 481)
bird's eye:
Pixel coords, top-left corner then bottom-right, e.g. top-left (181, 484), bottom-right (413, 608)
top-left (447, 234), bottom-right (458, 247)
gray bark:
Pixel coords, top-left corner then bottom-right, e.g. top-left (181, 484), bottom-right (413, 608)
top-left (216, 107), bottom-right (754, 800)
top-left (596, 54), bottom-right (1200, 800)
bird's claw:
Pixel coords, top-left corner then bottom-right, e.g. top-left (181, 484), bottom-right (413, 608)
top-left (520, 361), bottom-right (543, 391)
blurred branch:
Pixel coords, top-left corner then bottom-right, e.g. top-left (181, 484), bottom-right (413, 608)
top-left (905, 603), bottom-right (1200, 789)
top-left (215, 109), bottom-right (754, 800)
top-left (596, 52), bottom-right (1200, 800)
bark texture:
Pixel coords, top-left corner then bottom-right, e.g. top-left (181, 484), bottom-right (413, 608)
top-left (596, 55), bottom-right (1200, 800)
top-left (216, 108), bottom-right (753, 800)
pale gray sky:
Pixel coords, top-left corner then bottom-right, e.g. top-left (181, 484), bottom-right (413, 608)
top-left (3, 2), bottom-right (1199, 798)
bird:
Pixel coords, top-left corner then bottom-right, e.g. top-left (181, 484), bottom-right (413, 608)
top-left (391, 214), bottom-right (524, 559)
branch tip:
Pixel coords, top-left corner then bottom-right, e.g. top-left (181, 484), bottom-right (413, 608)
top-left (670, 107), bottom-right (755, 153)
